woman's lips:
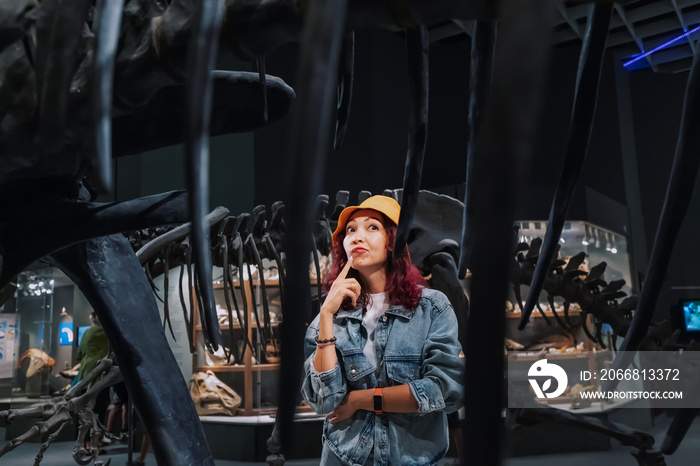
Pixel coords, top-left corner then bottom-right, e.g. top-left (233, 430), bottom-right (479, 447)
top-left (352, 247), bottom-right (367, 254)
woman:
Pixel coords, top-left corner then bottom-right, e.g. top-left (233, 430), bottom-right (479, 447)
top-left (302, 195), bottom-right (464, 466)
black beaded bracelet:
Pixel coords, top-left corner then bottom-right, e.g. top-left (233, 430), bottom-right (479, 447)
top-left (315, 336), bottom-right (337, 344)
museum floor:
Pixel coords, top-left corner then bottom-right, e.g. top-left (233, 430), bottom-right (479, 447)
top-left (3, 412), bottom-right (698, 465)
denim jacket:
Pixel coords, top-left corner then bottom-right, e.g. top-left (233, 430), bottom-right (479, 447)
top-left (301, 288), bottom-right (464, 466)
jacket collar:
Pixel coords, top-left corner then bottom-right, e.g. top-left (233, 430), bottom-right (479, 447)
top-left (335, 307), bottom-right (363, 321)
top-left (386, 305), bottom-right (414, 320)
top-left (334, 303), bottom-right (414, 322)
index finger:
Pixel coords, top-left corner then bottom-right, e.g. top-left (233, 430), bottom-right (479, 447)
top-left (337, 256), bottom-right (354, 280)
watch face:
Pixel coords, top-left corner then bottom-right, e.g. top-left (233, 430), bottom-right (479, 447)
top-left (374, 394), bottom-right (382, 412)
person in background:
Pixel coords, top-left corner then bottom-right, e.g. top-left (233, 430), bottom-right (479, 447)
top-left (106, 382), bottom-right (129, 440)
top-left (126, 432), bottom-right (151, 466)
top-left (77, 312), bottom-right (111, 433)
top-left (301, 195), bottom-right (464, 466)
top-left (105, 379), bottom-right (153, 465)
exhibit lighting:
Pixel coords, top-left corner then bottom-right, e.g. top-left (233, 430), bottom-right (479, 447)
top-left (611, 235), bottom-right (618, 254)
top-left (582, 225), bottom-right (590, 246)
top-left (623, 25), bottom-right (700, 68)
top-left (518, 222), bottom-right (525, 243)
top-left (19, 277), bottom-right (54, 297)
top-left (605, 232), bottom-right (612, 252)
top-left (594, 228), bottom-right (600, 248)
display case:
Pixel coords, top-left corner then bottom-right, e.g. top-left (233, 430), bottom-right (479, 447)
top-left (192, 267), bottom-right (317, 417)
top-left (505, 220), bottom-right (636, 411)
top-left (9, 270), bottom-right (58, 400)
top-left (4, 268), bottom-right (90, 399)
top-left (515, 220), bottom-right (633, 295)
top-left (0, 268), bottom-right (90, 441)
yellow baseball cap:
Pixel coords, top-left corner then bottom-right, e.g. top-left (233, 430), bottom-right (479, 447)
top-left (332, 195), bottom-right (401, 244)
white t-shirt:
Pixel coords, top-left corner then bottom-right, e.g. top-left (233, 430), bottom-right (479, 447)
top-left (362, 292), bottom-right (390, 369)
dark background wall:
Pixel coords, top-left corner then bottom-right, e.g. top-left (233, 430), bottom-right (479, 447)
top-left (96, 29), bottom-right (699, 333)
top-left (626, 67), bottom-right (700, 324)
top-left (254, 30), bottom-right (470, 208)
top-left (106, 54), bottom-right (257, 216)
top-left (253, 30), bottom-right (700, 327)
top-left (112, 132), bottom-right (255, 215)
top-left (254, 31), bottom-right (628, 221)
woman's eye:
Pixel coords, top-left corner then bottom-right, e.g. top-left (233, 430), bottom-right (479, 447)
top-left (370, 224), bottom-right (379, 230)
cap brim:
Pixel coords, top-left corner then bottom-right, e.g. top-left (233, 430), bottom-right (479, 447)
top-left (332, 206), bottom-right (362, 244)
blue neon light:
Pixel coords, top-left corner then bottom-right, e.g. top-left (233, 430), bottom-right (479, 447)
top-left (623, 24), bottom-right (700, 68)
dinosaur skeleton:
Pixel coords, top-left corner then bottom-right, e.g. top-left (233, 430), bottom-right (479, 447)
top-left (0, 0), bottom-right (698, 465)
top-left (1, 356), bottom-right (122, 466)
top-left (1, 188), bottom-right (694, 466)
top-left (134, 190), bottom-right (688, 466)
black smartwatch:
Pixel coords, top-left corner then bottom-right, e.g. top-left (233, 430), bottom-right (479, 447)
top-left (374, 387), bottom-right (383, 415)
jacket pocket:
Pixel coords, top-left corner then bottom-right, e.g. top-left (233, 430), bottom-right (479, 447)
top-left (386, 356), bottom-right (421, 384)
top-left (386, 355), bottom-right (423, 422)
top-left (386, 356), bottom-right (423, 422)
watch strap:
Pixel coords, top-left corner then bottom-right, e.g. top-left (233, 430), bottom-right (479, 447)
top-left (373, 387), bottom-right (383, 415)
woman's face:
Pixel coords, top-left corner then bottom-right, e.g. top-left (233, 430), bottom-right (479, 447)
top-left (343, 209), bottom-right (388, 274)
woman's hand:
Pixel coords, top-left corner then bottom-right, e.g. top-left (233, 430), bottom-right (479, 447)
top-left (328, 393), bottom-right (357, 424)
top-left (326, 386), bottom-right (419, 423)
top-left (314, 257), bottom-right (359, 372)
top-left (321, 256), bottom-right (361, 315)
